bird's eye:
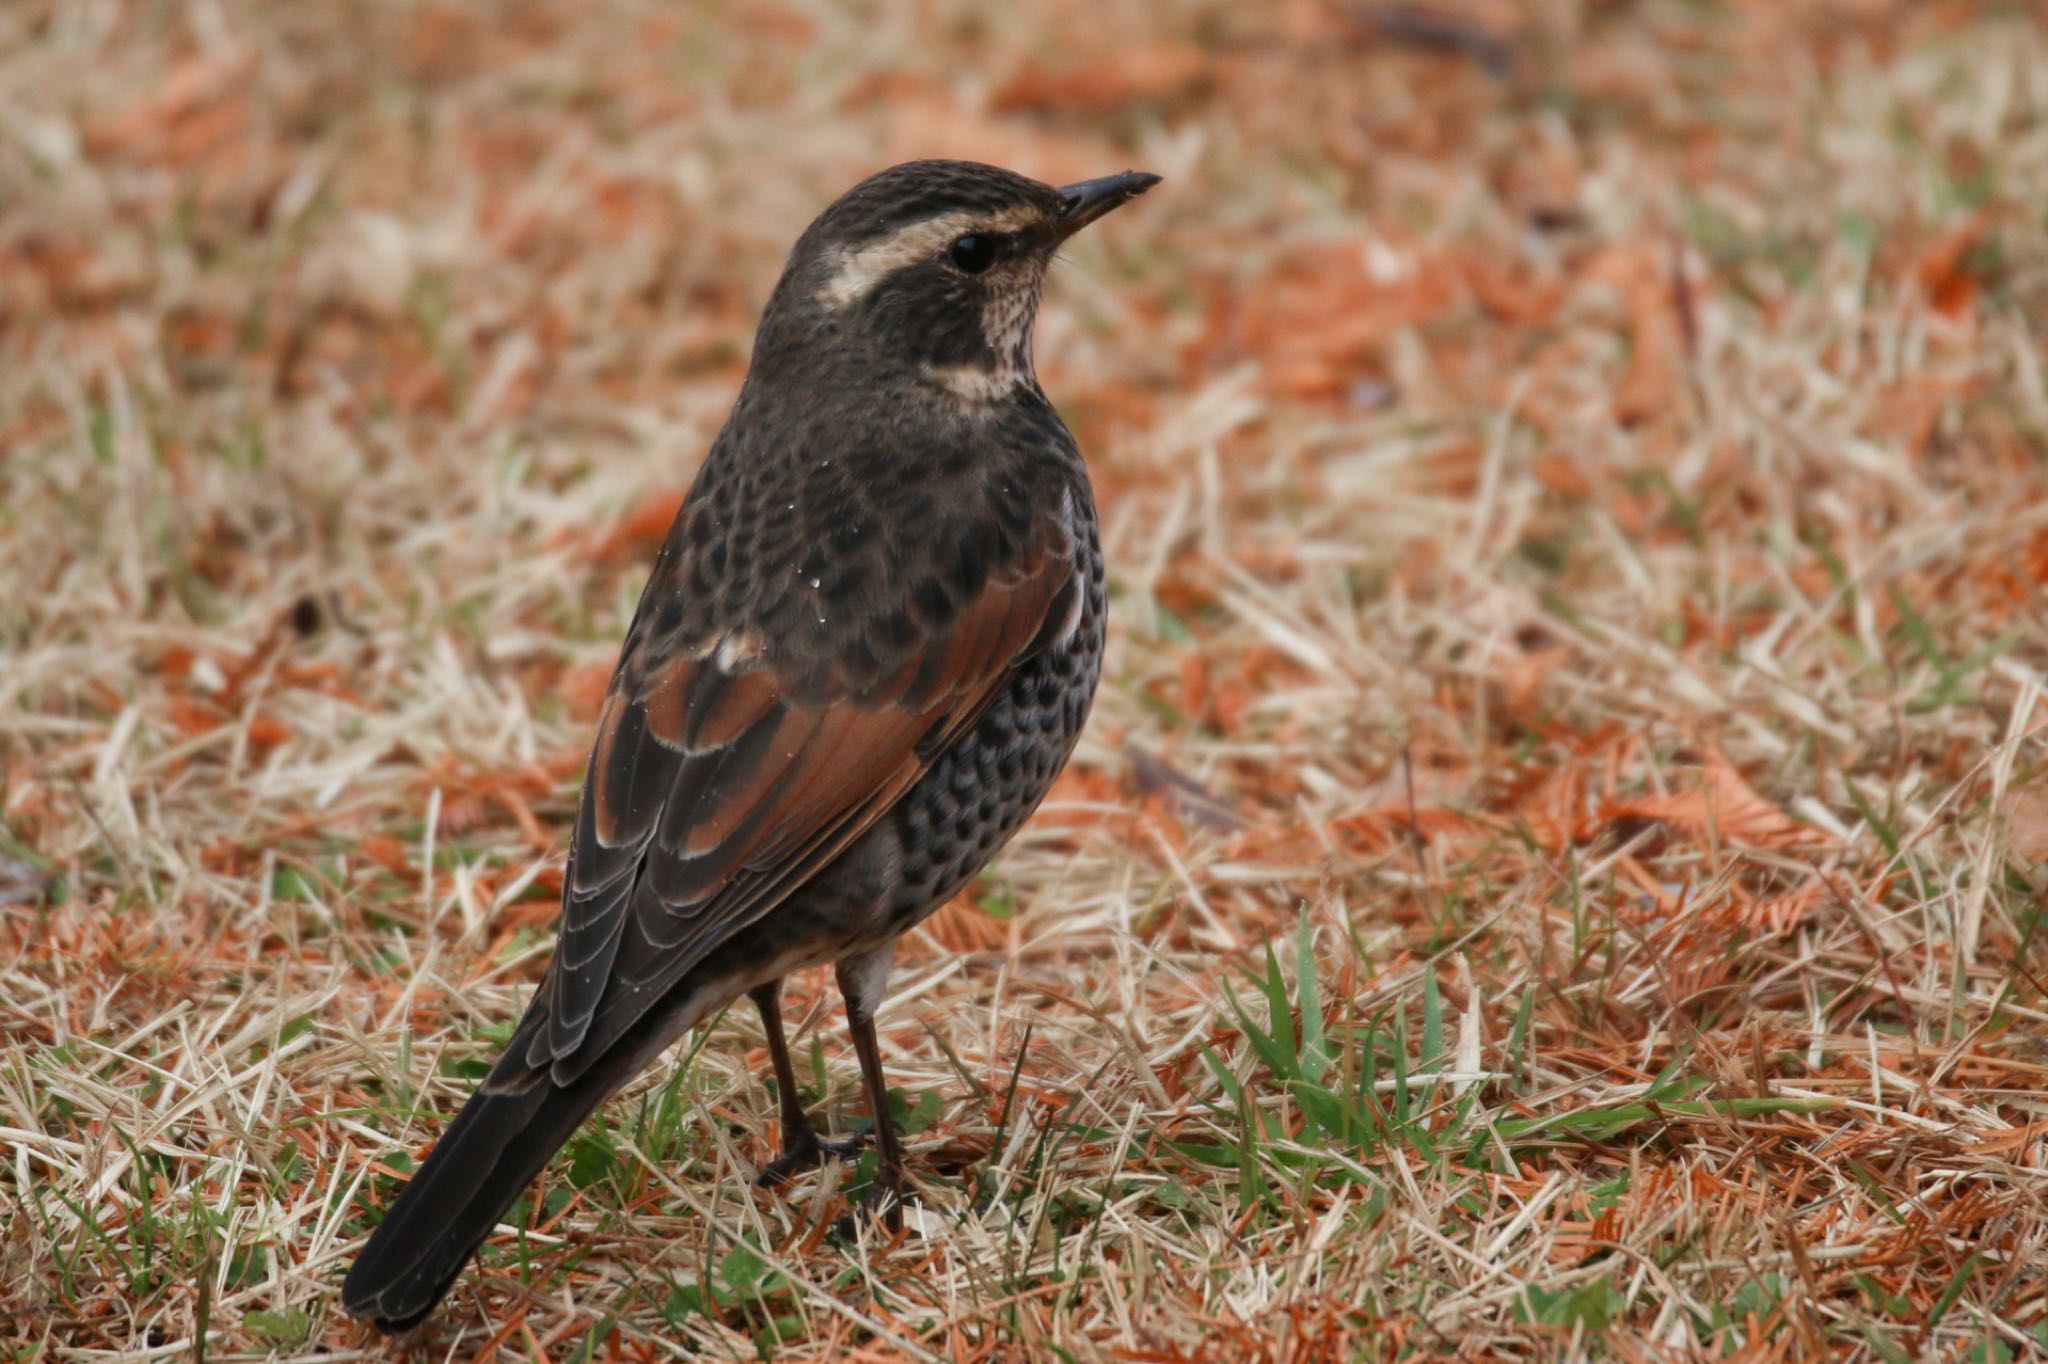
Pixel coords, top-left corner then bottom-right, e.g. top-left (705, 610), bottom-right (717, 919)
top-left (947, 233), bottom-right (997, 274)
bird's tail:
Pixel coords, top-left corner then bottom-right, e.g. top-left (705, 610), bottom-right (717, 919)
top-left (339, 1064), bottom-right (617, 1332)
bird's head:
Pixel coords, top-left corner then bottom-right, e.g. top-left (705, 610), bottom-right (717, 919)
top-left (755, 159), bottom-right (1159, 403)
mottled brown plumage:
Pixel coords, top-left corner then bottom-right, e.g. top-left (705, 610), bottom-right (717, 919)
top-left (341, 160), bottom-right (1156, 1331)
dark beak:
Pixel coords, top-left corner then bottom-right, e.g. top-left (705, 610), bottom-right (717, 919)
top-left (1054, 170), bottom-right (1161, 239)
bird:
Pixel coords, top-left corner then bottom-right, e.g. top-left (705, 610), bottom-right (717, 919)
top-left (340, 158), bottom-right (1158, 1332)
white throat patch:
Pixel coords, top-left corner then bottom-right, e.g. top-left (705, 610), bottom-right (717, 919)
top-left (923, 279), bottom-right (1039, 402)
top-left (924, 361), bottom-right (1027, 402)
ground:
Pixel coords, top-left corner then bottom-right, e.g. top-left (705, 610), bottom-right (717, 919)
top-left (5, 0), bottom-right (2048, 1359)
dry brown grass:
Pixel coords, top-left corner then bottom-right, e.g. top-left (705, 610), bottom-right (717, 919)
top-left (6, 0), bottom-right (2048, 1358)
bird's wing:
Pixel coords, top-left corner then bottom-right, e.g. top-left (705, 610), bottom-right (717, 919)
top-left (492, 523), bottom-right (1078, 1091)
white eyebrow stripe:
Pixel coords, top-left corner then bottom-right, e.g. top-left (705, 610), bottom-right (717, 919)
top-left (816, 205), bottom-right (1042, 308)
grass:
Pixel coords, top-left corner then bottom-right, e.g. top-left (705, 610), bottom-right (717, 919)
top-left (6, 0), bottom-right (2048, 1358)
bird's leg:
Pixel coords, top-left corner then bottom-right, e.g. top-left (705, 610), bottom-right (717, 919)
top-left (751, 980), bottom-right (861, 1187)
top-left (832, 945), bottom-right (907, 1235)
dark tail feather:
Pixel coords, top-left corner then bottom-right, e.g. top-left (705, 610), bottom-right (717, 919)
top-left (340, 1066), bottom-right (618, 1332)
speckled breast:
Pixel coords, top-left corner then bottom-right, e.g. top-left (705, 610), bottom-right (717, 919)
top-left (878, 497), bottom-right (1106, 931)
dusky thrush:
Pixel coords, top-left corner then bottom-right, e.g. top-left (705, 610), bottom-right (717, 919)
top-left (341, 159), bottom-right (1157, 1331)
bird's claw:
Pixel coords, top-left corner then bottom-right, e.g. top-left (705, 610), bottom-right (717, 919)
top-left (755, 1132), bottom-right (864, 1187)
top-left (830, 1170), bottom-right (908, 1240)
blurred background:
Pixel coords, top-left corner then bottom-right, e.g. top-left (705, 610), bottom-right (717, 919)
top-left (6, 0), bottom-right (2048, 1356)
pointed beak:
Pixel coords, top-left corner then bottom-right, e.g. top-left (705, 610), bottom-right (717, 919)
top-left (1053, 170), bottom-right (1161, 239)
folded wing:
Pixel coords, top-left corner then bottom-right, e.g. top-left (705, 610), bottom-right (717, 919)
top-left (488, 524), bottom-right (1077, 1092)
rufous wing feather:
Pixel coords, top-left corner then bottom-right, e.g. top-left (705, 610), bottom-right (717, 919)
top-left (486, 526), bottom-right (1075, 1093)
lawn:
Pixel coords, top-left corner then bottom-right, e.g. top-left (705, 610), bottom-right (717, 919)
top-left (5, 1), bottom-right (2048, 1358)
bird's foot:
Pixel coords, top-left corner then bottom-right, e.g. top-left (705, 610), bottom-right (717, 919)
top-left (830, 1166), bottom-right (908, 1241)
top-left (755, 1132), bottom-right (864, 1187)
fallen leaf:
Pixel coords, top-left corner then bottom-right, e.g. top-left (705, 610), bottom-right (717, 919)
top-left (1609, 750), bottom-right (1817, 849)
top-left (1492, 644), bottom-right (1573, 721)
top-left (1754, 881), bottom-right (1826, 933)
top-left (2000, 787), bottom-right (2048, 865)
top-left (994, 44), bottom-right (1211, 114)
top-left (584, 485), bottom-right (686, 563)
top-left (560, 660), bottom-right (614, 723)
top-left (1334, 804), bottom-right (1485, 852)
top-left (246, 716), bottom-right (292, 752)
top-left (359, 835), bottom-right (412, 876)
top-left (925, 896), bottom-right (1011, 954)
top-left (1915, 214), bottom-right (1988, 319)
